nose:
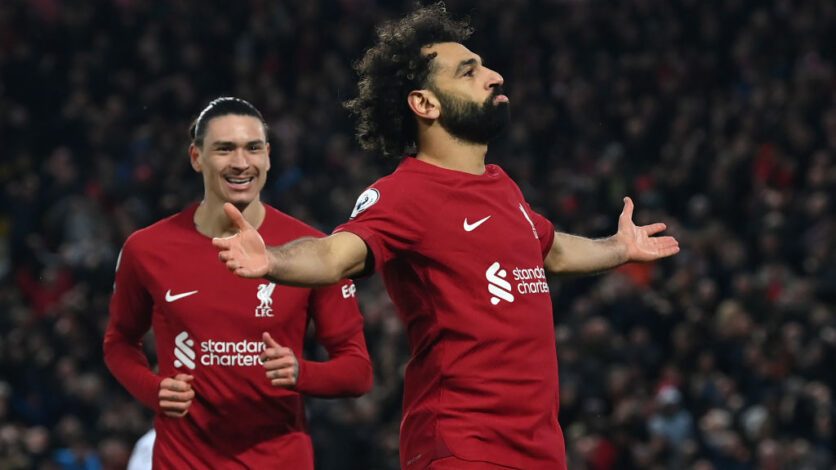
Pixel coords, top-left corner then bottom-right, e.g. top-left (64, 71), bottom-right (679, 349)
top-left (230, 148), bottom-right (249, 169)
top-left (486, 67), bottom-right (504, 89)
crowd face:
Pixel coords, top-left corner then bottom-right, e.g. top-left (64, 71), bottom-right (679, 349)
top-left (423, 42), bottom-right (510, 144)
top-left (190, 114), bottom-right (270, 210)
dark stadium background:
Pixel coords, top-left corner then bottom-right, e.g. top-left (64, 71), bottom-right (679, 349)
top-left (1, 0), bottom-right (834, 469)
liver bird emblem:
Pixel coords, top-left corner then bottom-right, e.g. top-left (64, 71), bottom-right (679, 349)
top-left (257, 282), bottom-right (276, 309)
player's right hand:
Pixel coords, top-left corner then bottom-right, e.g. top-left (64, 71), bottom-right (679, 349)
top-left (159, 373), bottom-right (194, 418)
top-left (212, 202), bottom-right (269, 278)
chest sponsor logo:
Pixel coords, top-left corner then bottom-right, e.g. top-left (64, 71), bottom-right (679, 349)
top-left (165, 289), bottom-right (199, 302)
top-left (255, 282), bottom-right (275, 317)
top-left (350, 188), bottom-right (380, 219)
top-left (486, 261), bottom-right (550, 305)
top-left (173, 331), bottom-right (267, 369)
top-left (173, 332), bottom-right (196, 369)
top-left (463, 215), bottom-right (491, 232)
top-left (486, 262), bottom-right (514, 305)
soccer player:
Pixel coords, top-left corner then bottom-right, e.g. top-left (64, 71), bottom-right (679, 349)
top-left (213, 4), bottom-right (680, 469)
top-left (104, 97), bottom-right (373, 469)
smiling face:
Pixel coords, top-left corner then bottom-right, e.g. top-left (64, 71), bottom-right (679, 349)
top-left (422, 42), bottom-right (510, 144)
top-left (190, 114), bottom-right (270, 210)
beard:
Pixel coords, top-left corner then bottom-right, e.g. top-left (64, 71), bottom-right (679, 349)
top-left (433, 86), bottom-right (510, 145)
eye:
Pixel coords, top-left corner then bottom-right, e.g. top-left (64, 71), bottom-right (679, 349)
top-left (463, 69), bottom-right (474, 77)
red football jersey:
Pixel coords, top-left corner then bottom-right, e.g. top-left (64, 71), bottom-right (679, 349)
top-left (105, 203), bottom-right (372, 469)
top-left (336, 158), bottom-right (565, 470)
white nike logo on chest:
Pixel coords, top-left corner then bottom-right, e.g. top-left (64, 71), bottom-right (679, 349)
top-left (165, 289), bottom-right (199, 302)
top-left (463, 215), bottom-right (491, 232)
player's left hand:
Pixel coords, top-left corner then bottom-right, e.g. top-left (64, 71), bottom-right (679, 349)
top-left (260, 332), bottom-right (299, 389)
top-left (615, 197), bottom-right (680, 262)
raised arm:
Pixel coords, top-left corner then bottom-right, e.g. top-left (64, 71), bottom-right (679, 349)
top-left (212, 203), bottom-right (369, 286)
top-left (544, 197), bottom-right (679, 275)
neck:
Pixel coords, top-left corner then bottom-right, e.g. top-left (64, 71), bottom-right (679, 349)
top-left (415, 124), bottom-right (487, 175)
top-left (193, 198), bottom-right (265, 238)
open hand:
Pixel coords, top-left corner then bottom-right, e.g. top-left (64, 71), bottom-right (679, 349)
top-left (615, 197), bottom-right (680, 262)
top-left (212, 203), bottom-right (269, 278)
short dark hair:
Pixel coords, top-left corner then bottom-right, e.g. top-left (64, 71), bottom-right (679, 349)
top-left (343, 2), bottom-right (473, 158)
top-left (189, 97), bottom-right (269, 148)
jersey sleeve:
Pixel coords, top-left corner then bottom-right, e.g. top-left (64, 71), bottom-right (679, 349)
top-left (103, 237), bottom-right (164, 411)
top-left (521, 201), bottom-right (556, 258)
top-left (333, 182), bottom-right (424, 275)
top-left (294, 279), bottom-right (373, 397)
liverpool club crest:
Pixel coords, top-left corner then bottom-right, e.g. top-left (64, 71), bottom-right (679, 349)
top-left (255, 282), bottom-right (276, 317)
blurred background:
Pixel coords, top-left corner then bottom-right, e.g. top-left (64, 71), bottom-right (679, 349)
top-left (1, 0), bottom-right (834, 469)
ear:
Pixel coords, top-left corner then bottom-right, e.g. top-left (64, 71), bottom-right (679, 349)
top-left (407, 89), bottom-right (440, 120)
top-left (265, 142), bottom-right (271, 172)
top-left (189, 144), bottom-right (202, 172)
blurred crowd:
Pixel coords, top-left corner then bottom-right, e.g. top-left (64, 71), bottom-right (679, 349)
top-left (1, 0), bottom-right (834, 469)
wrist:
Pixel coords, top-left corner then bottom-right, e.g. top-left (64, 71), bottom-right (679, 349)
top-left (609, 234), bottom-right (629, 265)
top-left (293, 359), bottom-right (305, 391)
top-left (265, 249), bottom-right (280, 280)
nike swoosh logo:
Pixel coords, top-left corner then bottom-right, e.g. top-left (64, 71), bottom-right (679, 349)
top-left (165, 289), bottom-right (199, 302)
top-left (463, 215), bottom-right (491, 232)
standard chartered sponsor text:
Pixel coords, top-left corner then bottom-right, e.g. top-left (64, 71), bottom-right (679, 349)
top-left (200, 339), bottom-right (266, 367)
top-left (512, 266), bottom-right (550, 294)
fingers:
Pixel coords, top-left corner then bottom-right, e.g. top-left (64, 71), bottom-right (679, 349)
top-left (263, 332), bottom-right (281, 348)
top-left (159, 388), bottom-right (194, 401)
top-left (653, 236), bottom-right (680, 257)
top-left (211, 235), bottom-right (232, 250)
top-left (260, 343), bottom-right (293, 364)
top-left (265, 362), bottom-right (297, 379)
top-left (217, 253), bottom-right (264, 279)
top-left (216, 253), bottom-right (243, 274)
top-left (637, 236), bottom-right (680, 260)
top-left (262, 355), bottom-right (297, 371)
top-left (173, 373), bottom-right (194, 383)
top-left (235, 266), bottom-right (258, 278)
top-left (223, 202), bottom-right (249, 230)
top-left (620, 196), bottom-right (634, 220)
top-left (616, 195), bottom-right (681, 261)
top-left (260, 338), bottom-right (299, 389)
top-left (640, 222), bottom-right (667, 236)
top-left (159, 375), bottom-right (195, 418)
top-left (265, 362), bottom-right (298, 388)
top-left (215, 254), bottom-right (249, 276)
top-left (211, 212), bottom-right (269, 279)
top-left (161, 398), bottom-right (192, 418)
top-left (161, 375), bottom-right (193, 392)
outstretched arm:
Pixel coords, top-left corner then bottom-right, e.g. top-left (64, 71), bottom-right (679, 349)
top-left (212, 203), bottom-right (369, 286)
top-left (544, 197), bottom-right (679, 275)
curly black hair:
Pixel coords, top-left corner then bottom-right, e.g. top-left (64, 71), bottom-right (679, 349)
top-left (344, 2), bottom-right (473, 158)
